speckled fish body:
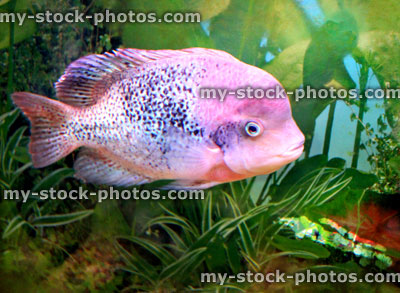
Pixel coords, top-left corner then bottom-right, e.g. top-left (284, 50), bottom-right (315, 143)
top-left (12, 48), bottom-right (304, 189)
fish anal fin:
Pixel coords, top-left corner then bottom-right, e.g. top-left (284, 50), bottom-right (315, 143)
top-left (74, 148), bottom-right (149, 186)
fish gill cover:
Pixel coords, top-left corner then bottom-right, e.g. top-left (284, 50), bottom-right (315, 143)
top-left (0, 0), bottom-right (400, 291)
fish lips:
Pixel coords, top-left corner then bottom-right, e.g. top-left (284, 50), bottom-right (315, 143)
top-left (279, 140), bottom-right (305, 159)
top-left (241, 140), bottom-right (304, 175)
top-left (223, 143), bottom-right (304, 176)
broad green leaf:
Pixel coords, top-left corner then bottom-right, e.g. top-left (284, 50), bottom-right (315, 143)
top-left (306, 169), bottom-right (377, 218)
top-left (326, 157), bottom-right (346, 169)
top-left (264, 0), bottom-right (310, 50)
top-left (0, 0), bottom-right (10, 6)
top-left (343, 168), bottom-right (378, 190)
top-left (122, 0), bottom-right (211, 49)
top-left (358, 31), bottom-right (400, 87)
top-left (31, 209), bottom-right (93, 227)
top-left (320, 0), bottom-right (400, 33)
top-left (209, 0), bottom-right (268, 64)
top-left (296, 11), bottom-right (358, 139)
top-left (92, 200), bottom-right (131, 236)
top-left (303, 11), bottom-right (358, 89)
top-left (332, 0), bottom-right (400, 33)
top-left (263, 40), bottom-right (309, 91)
top-left (389, 157), bottom-right (400, 175)
top-left (186, 0), bottom-right (230, 21)
top-left (0, 19), bottom-right (36, 50)
top-left (271, 155), bottom-right (328, 199)
top-left (362, 0), bottom-right (400, 33)
top-left (272, 235), bottom-right (330, 259)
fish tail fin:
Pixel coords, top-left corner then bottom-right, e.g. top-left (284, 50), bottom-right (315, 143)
top-left (12, 92), bottom-right (77, 168)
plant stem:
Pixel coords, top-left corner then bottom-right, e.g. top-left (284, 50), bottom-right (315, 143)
top-left (323, 101), bottom-right (337, 156)
top-left (351, 62), bottom-right (369, 168)
top-left (351, 98), bottom-right (367, 168)
top-left (6, 0), bottom-right (17, 111)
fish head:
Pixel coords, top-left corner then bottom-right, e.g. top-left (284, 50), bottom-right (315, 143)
top-left (222, 117), bottom-right (304, 176)
top-left (209, 74), bottom-right (304, 177)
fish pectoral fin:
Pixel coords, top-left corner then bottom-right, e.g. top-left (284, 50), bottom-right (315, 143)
top-left (167, 141), bottom-right (224, 180)
top-left (74, 148), bottom-right (149, 187)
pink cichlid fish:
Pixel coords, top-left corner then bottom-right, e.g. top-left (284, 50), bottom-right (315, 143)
top-left (12, 48), bottom-right (304, 189)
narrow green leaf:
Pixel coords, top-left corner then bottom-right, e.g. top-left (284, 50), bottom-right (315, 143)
top-left (2, 126), bottom-right (26, 173)
top-left (114, 240), bottom-right (158, 284)
top-left (159, 247), bottom-right (207, 281)
top-left (119, 236), bottom-right (176, 265)
top-left (147, 216), bottom-right (198, 239)
top-left (160, 223), bottom-right (188, 251)
top-left (10, 162), bottom-right (32, 186)
top-left (201, 191), bottom-right (213, 234)
top-left (225, 238), bottom-right (242, 274)
top-left (31, 209), bottom-right (93, 227)
top-left (32, 168), bottom-right (74, 192)
top-left (2, 215), bottom-right (27, 238)
top-left (10, 146), bottom-right (31, 164)
top-left (221, 191), bottom-right (256, 258)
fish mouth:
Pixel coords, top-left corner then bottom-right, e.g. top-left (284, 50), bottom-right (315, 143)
top-left (279, 141), bottom-right (305, 158)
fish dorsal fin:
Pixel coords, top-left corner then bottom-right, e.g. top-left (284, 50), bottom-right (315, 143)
top-left (55, 47), bottom-right (236, 107)
top-left (55, 52), bottom-right (137, 107)
top-left (119, 47), bottom-right (238, 63)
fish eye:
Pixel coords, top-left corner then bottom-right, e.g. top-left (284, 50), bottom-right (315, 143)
top-left (244, 121), bottom-right (263, 137)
